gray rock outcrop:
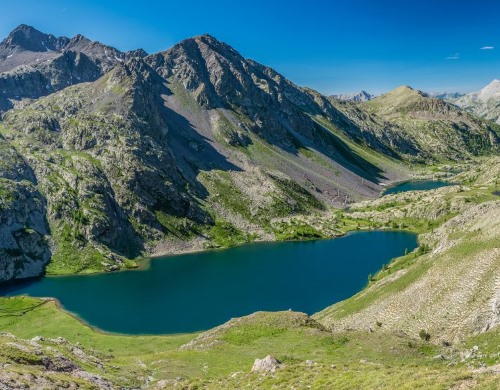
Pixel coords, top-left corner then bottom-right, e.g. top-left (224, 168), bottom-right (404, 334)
top-left (251, 355), bottom-right (283, 373)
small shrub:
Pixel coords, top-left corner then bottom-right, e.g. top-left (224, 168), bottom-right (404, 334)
top-left (419, 329), bottom-right (431, 341)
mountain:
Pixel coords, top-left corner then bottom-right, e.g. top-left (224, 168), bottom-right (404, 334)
top-left (332, 86), bottom-right (500, 162)
top-left (0, 31), bottom-right (399, 283)
top-left (332, 90), bottom-right (374, 102)
top-left (1, 25), bottom-right (500, 390)
top-left (0, 24), bottom-right (147, 112)
top-left (453, 79), bottom-right (500, 124)
top-left (0, 24), bottom-right (70, 71)
top-left (429, 91), bottom-right (465, 100)
top-left (0, 26), bottom-right (498, 284)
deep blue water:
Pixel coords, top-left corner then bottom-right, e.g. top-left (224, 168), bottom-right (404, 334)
top-left (0, 231), bottom-right (417, 334)
top-left (383, 180), bottom-right (452, 195)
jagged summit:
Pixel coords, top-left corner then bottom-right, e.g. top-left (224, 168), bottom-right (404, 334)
top-left (1, 24), bottom-right (69, 53)
top-left (157, 33), bottom-right (245, 66)
top-left (66, 33), bottom-right (92, 47)
top-left (0, 25), bottom-right (149, 110)
top-left (0, 24), bottom-right (147, 73)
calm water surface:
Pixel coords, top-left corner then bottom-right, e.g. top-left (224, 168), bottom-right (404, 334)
top-left (383, 180), bottom-right (452, 195)
top-left (0, 231), bottom-right (417, 334)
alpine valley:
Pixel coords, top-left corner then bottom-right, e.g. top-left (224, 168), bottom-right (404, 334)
top-left (0, 25), bottom-right (500, 389)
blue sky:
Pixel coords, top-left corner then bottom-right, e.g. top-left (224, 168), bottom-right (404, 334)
top-left (1, 0), bottom-right (499, 95)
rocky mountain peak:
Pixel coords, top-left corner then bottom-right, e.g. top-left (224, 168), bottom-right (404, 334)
top-left (378, 85), bottom-right (433, 102)
top-left (478, 79), bottom-right (500, 101)
top-left (1, 24), bottom-right (68, 53)
top-left (168, 33), bottom-right (244, 65)
top-left (67, 34), bottom-right (91, 46)
top-left (392, 85), bottom-right (416, 94)
top-left (147, 34), bottom-right (254, 109)
top-left (126, 48), bottom-right (148, 59)
top-left (364, 85), bottom-right (464, 121)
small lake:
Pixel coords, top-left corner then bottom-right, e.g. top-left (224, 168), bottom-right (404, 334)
top-left (0, 231), bottom-right (417, 335)
top-left (383, 180), bottom-right (452, 195)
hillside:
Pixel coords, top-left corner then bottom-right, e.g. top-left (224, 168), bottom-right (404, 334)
top-left (2, 294), bottom-right (500, 389)
top-left (333, 86), bottom-right (500, 162)
top-left (315, 161), bottom-right (500, 342)
top-left (0, 28), bottom-right (405, 283)
top-left (0, 25), bottom-right (498, 286)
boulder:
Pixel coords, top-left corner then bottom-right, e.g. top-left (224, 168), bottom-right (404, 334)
top-left (251, 355), bottom-right (282, 373)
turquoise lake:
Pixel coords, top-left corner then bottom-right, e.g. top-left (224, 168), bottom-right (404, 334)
top-left (383, 180), bottom-right (452, 195)
top-left (0, 231), bottom-right (417, 334)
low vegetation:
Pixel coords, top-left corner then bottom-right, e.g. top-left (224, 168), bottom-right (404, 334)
top-left (1, 158), bottom-right (500, 388)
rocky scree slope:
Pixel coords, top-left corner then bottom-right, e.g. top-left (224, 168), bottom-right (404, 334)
top-left (315, 197), bottom-right (500, 342)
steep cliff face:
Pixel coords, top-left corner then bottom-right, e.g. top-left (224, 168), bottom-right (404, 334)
top-left (0, 136), bottom-right (50, 282)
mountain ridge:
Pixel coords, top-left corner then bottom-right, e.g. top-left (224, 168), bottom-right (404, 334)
top-left (0, 24), bottom-right (147, 112)
top-left (0, 25), bottom-right (498, 284)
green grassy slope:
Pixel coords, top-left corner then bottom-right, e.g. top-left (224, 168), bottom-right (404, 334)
top-left (2, 297), bottom-right (500, 389)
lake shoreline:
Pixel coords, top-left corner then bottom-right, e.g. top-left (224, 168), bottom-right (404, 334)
top-left (2, 231), bottom-right (418, 334)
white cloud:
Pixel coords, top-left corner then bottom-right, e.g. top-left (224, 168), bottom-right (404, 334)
top-left (446, 53), bottom-right (460, 60)
top-left (481, 46), bottom-right (495, 50)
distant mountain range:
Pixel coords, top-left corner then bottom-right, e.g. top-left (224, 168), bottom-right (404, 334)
top-left (0, 25), bottom-right (498, 284)
top-left (451, 79), bottom-right (500, 124)
top-left (428, 91), bottom-right (465, 100)
top-left (332, 90), bottom-right (375, 102)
